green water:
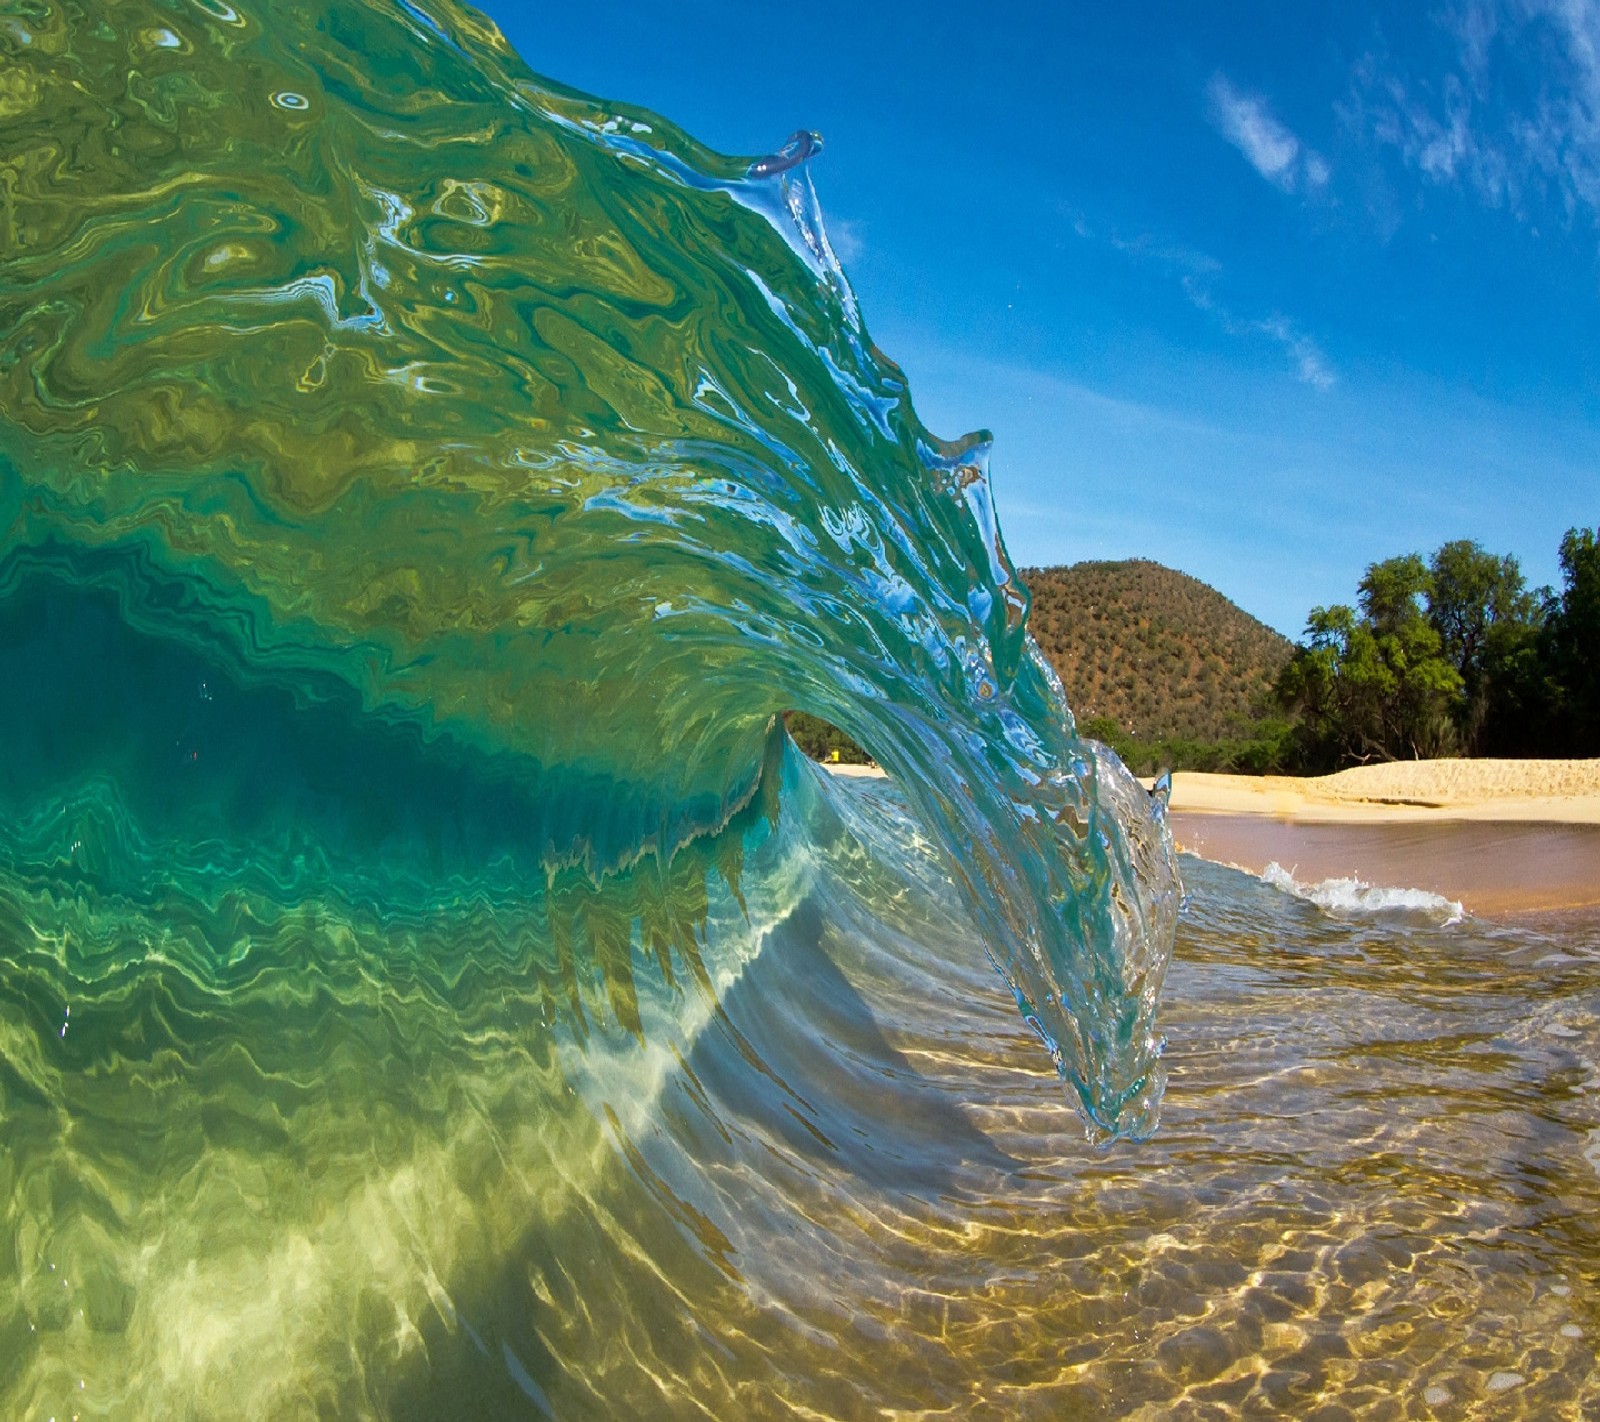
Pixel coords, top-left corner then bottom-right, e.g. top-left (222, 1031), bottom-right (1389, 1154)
top-left (0, 0), bottom-right (1177, 1137)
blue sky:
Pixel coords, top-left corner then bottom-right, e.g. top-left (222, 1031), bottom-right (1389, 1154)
top-left (472, 0), bottom-right (1598, 636)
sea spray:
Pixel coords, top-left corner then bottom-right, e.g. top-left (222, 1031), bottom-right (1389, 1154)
top-left (1259, 861), bottom-right (1466, 926)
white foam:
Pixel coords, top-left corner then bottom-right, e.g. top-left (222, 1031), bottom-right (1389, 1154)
top-left (1259, 862), bottom-right (1465, 926)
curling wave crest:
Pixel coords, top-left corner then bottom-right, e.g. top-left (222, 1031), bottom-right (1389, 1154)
top-left (0, 0), bottom-right (1182, 1413)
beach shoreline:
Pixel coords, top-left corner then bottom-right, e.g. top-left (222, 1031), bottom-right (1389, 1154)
top-left (830, 755), bottom-right (1600, 825)
top-left (825, 757), bottom-right (1600, 916)
top-left (1153, 758), bottom-right (1600, 826)
top-left (1155, 761), bottom-right (1600, 916)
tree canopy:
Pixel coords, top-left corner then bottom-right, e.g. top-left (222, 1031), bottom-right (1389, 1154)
top-left (1543, 527), bottom-right (1600, 755)
top-left (1276, 528), bottom-right (1596, 769)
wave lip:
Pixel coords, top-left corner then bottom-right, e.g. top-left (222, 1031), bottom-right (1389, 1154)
top-left (1260, 861), bottom-right (1466, 926)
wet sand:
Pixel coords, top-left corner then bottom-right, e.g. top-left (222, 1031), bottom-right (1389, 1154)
top-left (1172, 813), bottom-right (1600, 917)
top-left (1162, 760), bottom-right (1600, 917)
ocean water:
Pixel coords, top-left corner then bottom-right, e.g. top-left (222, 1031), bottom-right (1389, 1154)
top-left (6, 754), bottom-right (1600, 1417)
top-left (2, 0), bottom-right (1598, 1417)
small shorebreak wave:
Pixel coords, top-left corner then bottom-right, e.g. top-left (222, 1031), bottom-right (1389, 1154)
top-left (1259, 861), bottom-right (1467, 927)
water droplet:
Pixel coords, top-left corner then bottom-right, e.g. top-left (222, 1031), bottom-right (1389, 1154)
top-left (271, 90), bottom-right (308, 111)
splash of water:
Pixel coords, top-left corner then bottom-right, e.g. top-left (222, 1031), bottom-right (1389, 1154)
top-left (1259, 862), bottom-right (1466, 926)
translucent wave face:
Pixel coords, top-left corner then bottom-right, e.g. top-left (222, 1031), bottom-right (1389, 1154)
top-left (0, 0), bottom-right (1177, 1148)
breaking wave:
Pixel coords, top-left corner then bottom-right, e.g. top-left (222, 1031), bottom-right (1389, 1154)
top-left (0, 0), bottom-right (1180, 1413)
top-left (1259, 861), bottom-right (1467, 926)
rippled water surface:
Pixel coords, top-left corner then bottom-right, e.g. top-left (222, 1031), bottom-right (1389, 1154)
top-left (5, 758), bottom-right (1600, 1417)
top-left (2, 0), bottom-right (1598, 1417)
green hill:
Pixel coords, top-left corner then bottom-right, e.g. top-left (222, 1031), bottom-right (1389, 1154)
top-left (1022, 560), bottom-right (1294, 770)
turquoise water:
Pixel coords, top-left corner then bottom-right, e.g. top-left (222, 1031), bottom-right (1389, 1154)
top-left (0, 0), bottom-right (1176, 1138)
top-left (0, 0), bottom-right (1183, 1410)
top-left (4, 1), bottom-right (1598, 1417)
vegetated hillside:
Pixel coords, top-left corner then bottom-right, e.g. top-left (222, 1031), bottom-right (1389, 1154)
top-left (1023, 560), bottom-right (1293, 749)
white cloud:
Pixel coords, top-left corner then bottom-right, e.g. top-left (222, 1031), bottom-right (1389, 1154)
top-left (1207, 74), bottom-right (1330, 193)
top-left (1182, 277), bottom-right (1336, 389)
top-left (1098, 223), bottom-right (1223, 280)
top-left (1255, 316), bottom-right (1338, 390)
top-left (1451, 0), bottom-right (1501, 82)
top-left (1358, 68), bottom-right (1512, 205)
top-left (1351, 0), bottom-right (1600, 223)
top-left (1533, 0), bottom-right (1600, 206)
top-left (1069, 212), bottom-right (1335, 390)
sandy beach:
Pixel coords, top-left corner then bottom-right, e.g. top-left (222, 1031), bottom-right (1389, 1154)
top-left (822, 761), bottom-right (889, 779)
top-left (1158, 760), bottom-right (1600, 916)
top-left (827, 758), bottom-right (1600, 916)
top-left (1158, 758), bottom-right (1600, 825)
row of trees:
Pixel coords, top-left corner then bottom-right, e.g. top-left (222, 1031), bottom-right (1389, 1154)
top-left (782, 710), bottom-right (873, 764)
top-left (1275, 527), bottom-right (1599, 769)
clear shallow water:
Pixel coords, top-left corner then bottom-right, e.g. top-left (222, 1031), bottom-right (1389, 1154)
top-left (2, 0), bottom-right (1597, 1416)
top-left (8, 765), bottom-right (1600, 1417)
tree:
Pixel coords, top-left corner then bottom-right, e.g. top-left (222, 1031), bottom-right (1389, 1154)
top-left (782, 710), bottom-right (871, 764)
top-left (1276, 604), bottom-right (1386, 768)
top-left (1425, 540), bottom-right (1539, 752)
top-left (1276, 557), bottom-right (1462, 769)
top-left (1358, 556), bottom-right (1461, 759)
top-left (1359, 553), bottom-right (1430, 637)
top-left (1543, 526), bottom-right (1600, 754)
top-left (1273, 529), bottom-right (1593, 767)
